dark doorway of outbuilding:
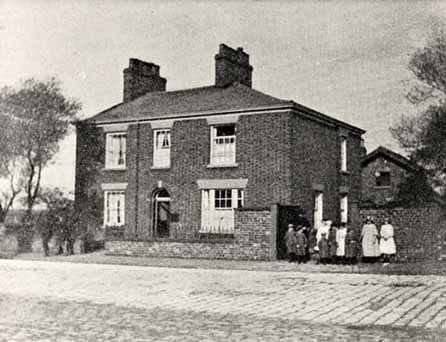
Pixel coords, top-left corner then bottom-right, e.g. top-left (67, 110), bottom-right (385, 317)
top-left (276, 205), bottom-right (307, 260)
top-left (152, 188), bottom-right (171, 238)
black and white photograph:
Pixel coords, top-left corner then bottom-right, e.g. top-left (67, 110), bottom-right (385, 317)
top-left (1, 0), bottom-right (446, 341)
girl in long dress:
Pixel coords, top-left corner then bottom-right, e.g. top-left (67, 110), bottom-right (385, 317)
top-left (361, 217), bottom-right (380, 262)
top-left (380, 218), bottom-right (396, 263)
top-left (336, 222), bottom-right (348, 264)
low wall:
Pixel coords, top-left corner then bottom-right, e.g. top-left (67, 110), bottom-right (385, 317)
top-left (106, 208), bottom-right (273, 260)
top-left (359, 206), bottom-right (446, 261)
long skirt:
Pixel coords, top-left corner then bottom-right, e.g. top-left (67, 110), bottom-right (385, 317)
top-left (380, 238), bottom-right (396, 255)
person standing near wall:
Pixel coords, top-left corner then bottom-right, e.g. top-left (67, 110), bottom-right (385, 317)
top-left (318, 232), bottom-right (329, 265)
top-left (308, 227), bottom-right (318, 263)
top-left (316, 219), bottom-right (331, 247)
top-left (285, 224), bottom-right (297, 262)
top-left (380, 218), bottom-right (396, 264)
top-left (336, 222), bottom-right (347, 264)
top-left (345, 226), bottom-right (358, 265)
top-left (361, 217), bottom-right (380, 262)
top-left (295, 225), bottom-right (307, 264)
top-left (328, 223), bottom-right (338, 264)
top-left (297, 212), bottom-right (311, 262)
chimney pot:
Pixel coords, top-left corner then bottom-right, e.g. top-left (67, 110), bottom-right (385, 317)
top-left (215, 44), bottom-right (253, 88)
top-left (123, 59), bottom-right (166, 102)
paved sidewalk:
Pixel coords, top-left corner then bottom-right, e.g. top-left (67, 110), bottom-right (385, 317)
top-left (1, 259), bottom-right (446, 331)
top-left (14, 250), bottom-right (446, 275)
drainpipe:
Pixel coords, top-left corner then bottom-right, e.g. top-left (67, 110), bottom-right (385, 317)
top-left (134, 120), bottom-right (140, 239)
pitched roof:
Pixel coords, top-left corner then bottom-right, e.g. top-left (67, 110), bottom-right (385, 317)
top-left (80, 82), bottom-right (365, 134)
top-left (84, 83), bottom-right (291, 124)
top-left (361, 146), bottom-right (420, 172)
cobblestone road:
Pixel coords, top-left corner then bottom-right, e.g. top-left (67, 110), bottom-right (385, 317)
top-left (0, 260), bottom-right (446, 341)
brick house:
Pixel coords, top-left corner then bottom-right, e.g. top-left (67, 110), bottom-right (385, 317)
top-left (74, 44), bottom-right (365, 260)
top-left (361, 146), bottom-right (422, 207)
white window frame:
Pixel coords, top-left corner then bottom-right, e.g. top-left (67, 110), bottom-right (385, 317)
top-left (210, 124), bottom-right (236, 166)
top-left (103, 190), bottom-right (125, 226)
top-left (341, 137), bottom-right (347, 172)
top-left (214, 189), bottom-right (233, 209)
top-left (340, 195), bottom-right (348, 223)
top-left (105, 132), bottom-right (127, 169)
top-left (153, 129), bottom-right (171, 168)
top-left (200, 188), bottom-right (244, 233)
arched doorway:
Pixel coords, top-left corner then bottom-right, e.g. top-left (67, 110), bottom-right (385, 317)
top-left (153, 188), bottom-right (170, 238)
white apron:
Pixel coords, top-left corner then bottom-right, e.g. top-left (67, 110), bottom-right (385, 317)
top-left (380, 224), bottom-right (396, 255)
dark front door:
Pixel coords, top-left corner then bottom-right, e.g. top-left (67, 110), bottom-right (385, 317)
top-left (153, 188), bottom-right (171, 238)
top-left (154, 200), bottom-right (170, 238)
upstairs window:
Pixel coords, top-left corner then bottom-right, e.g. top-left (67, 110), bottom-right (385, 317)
top-left (153, 129), bottom-right (171, 168)
top-left (105, 133), bottom-right (126, 169)
top-left (376, 171), bottom-right (391, 187)
top-left (341, 137), bottom-right (347, 172)
top-left (104, 191), bottom-right (125, 226)
top-left (210, 124), bottom-right (236, 165)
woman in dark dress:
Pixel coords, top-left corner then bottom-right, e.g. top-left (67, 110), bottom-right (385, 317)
top-left (345, 226), bottom-right (358, 265)
top-left (308, 228), bottom-right (318, 263)
top-left (328, 223), bottom-right (338, 264)
top-left (295, 225), bottom-right (307, 264)
top-left (285, 224), bottom-right (297, 262)
top-left (318, 232), bottom-right (330, 265)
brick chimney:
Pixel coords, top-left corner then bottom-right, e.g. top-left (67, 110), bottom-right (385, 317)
top-left (215, 44), bottom-right (253, 88)
top-left (123, 58), bottom-right (167, 102)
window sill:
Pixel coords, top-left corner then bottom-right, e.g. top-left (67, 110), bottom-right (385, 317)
top-left (198, 232), bottom-right (235, 239)
top-left (374, 186), bottom-right (392, 189)
top-left (207, 163), bottom-right (239, 169)
top-left (150, 166), bottom-right (171, 170)
top-left (102, 167), bottom-right (127, 171)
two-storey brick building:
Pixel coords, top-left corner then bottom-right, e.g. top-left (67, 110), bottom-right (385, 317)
top-left (74, 44), bottom-right (365, 260)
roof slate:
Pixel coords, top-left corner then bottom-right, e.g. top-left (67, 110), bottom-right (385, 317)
top-left (85, 83), bottom-right (291, 124)
top-left (361, 146), bottom-right (420, 172)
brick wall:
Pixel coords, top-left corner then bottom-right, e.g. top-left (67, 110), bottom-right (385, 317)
top-left (121, 112), bottom-right (294, 240)
top-left (75, 110), bottom-right (363, 245)
top-left (361, 157), bottom-right (409, 206)
top-left (105, 208), bottom-right (273, 260)
top-left (290, 114), bottom-right (363, 225)
top-left (359, 206), bottom-right (446, 261)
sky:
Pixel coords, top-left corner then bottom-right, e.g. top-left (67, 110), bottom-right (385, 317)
top-left (1, 0), bottom-right (446, 193)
